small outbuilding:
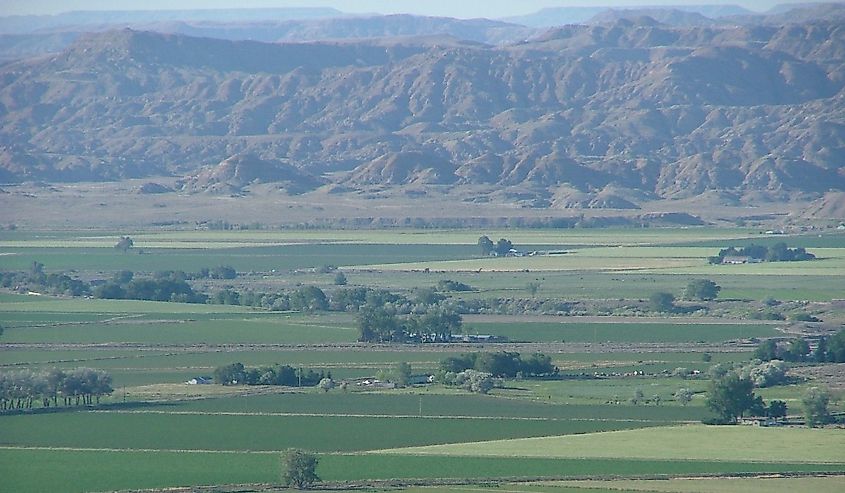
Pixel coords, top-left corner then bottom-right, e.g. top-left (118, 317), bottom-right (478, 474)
top-left (186, 376), bottom-right (213, 385)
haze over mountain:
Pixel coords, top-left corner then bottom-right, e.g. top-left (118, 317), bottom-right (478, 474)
top-left (2, 4), bottom-right (843, 62)
top-left (503, 4), bottom-right (755, 27)
top-left (0, 6), bottom-right (844, 210)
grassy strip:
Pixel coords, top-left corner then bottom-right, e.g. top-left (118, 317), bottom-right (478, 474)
top-left (140, 393), bottom-right (711, 422)
top-left (464, 321), bottom-right (778, 343)
top-left (0, 413), bottom-right (656, 452)
top-left (318, 454), bottom-right (845, 481)
top-left (376, 425), bottom-right (845, 464)
top-left (1, 447), bottom-right (843, 493)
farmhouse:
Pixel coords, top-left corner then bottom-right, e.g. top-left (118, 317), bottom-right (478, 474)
top-left (449, 334), bottom-right (508, 343)
top-left (740, 417), bottom-right (780, 427)
top-left (186, 376), bottom-right (212, 385)
top-left (721, 256), bottom-right (762, 264)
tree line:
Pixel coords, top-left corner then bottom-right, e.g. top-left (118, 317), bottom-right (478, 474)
top-left (213, 363), bottom-right (327, 387)
top-left (356, 305), bottom-right (462, 343)
top-left (709, 242), bottom-right (815, 264)
top-left (0, 263), bottom-right (237, 303)
top-left (439, 351), bottom-right (558, 378)
top-left (0, 368), bottom-right (113, 410)
top-left (0, 262), bottom-right (89, 297)
top-left (754, 330), bottom-right (845, 363)
top-left (477, 236), bottom-right (514, 256)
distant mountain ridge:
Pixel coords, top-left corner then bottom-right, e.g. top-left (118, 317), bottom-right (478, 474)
top-left (1, 20), bottom-right (843, 207)
top-left (0, 8), bottom-right (345, 34)
top-left (2, 4), bottom-right (845, 62)
top-left (502, 4), bottom-right (755, 27)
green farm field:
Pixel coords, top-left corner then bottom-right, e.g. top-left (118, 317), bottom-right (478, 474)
top-left (347, 270), bottom-right (845, 301)
top-left (381, 424), bottom-right (845, 463)
top-left (464, 321), bottom-right (779, 343)
top-left (2, 226), bottom-right (844, 493)
top-left (0, 227), bottom-right (768, 248)
top-left (3, 448), bottom-right (842, 493)
top-left (0, 317), bottom-right (358, 344)
top-left (556, 477), bottom-right (845, 493)
top-left (0, 244), bottom-right (478, 272)
top-left (348, 246), bottom-right (845, 276)
top-left (0, 412), bottom-right (657, 452)
top-left (138, 392), bottom-right (711, 422)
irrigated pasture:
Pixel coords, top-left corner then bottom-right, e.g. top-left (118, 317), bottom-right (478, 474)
top-left (0, 411), bottom-right (656, 452)
top-left (3, 448), bottom-right (842, 493)
top-left (0, 227), bottom-right (769, 249)
top-left (2, 227), bottom-right (844, 493)
top-left (349, 246), bottom-right (845, 276)
top-left (140, 392), bottom-right (710, 422)
top-left (556, 477), bottom-right (845, 493)
top-left (1, 317), bottom-right (358, 344)
top-left (464, 321), bottom-right (778, 343)
top-left (348, 270), bottom-right (845, 301)
top-left (380, 424), bottom-right (845, 463)
top-left (0, 243), bottom-right (479, 272)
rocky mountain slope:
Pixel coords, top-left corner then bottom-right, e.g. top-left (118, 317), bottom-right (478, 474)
top-left (0, 19), bottom-right (843, 206)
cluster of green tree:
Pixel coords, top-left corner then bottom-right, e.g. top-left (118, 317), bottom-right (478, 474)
top-left (683, 279), bottom-right (721, 301)
top-left (0, 261), bottom-right (90, 296)
top-left (705, 373), bottom-right (787, 423)
top-left (649, 279), bottom-right (722, 313)
top-left (209, 285), bottom-right (406, 312)
top-left (802, 387), bottom-right (833, 427)
top-left (477, 236), bottom-right (514, 256)
top-left (708, 242), bottom-right (815, 264)
top-left (0, 263), bottom-right (240, 304)
top-left (116, 266), bottom-right (237, 283)
top-left (212, 362), bottom-right (327, 387)
top-left (439, 351), bottom-right (558, 378)
top-left (198, 220), bottom-right (268, 231)
top-left (754, 330), bottom-right (845, 363)
top-left (280, 449), bottom-right (320, 489)
top-left (375, 362), bottom-right (413, 387)
top-left (740, 360), bottom-right (788, 388)
top-left (357, 305), bottom-right (462, 343)
top-left (0, 368), bottom-right (113, 410)
top-left (94, 272), bottom-right (207, 303)
top-left (437, 369), bottom-right (495, 394)
top-left (211, 285), bottom-right (330, 312)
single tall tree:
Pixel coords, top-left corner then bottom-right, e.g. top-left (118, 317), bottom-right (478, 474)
top-left (280, 449), bottom-right (320, 489)
top-left (706, 373), bottom-right (756, 423)
top-left (802, 387), bottom-right (831, 428)
top-left (477, 235), bottom-right (495, 255)
top-left (684, 279), bottom-right (721, 301)
top-left (649, 292), bottom-right (675, 312)
top-left (115, 236), bottom-right (134, 253)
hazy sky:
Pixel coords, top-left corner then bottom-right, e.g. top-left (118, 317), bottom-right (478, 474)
top-left (2, 0), bottom-right (834, 17)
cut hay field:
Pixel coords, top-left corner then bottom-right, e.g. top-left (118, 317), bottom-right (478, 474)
top-left (556, 477), bottom-right (845, 493)
top-left (464, 321), bottom-right (779, 343)
top-left (349, 269), bottom-right (845, 301)
top-left (139, 392), bottom-right (711, 422)
top-left (0, 227), bottom-right (765, 249)
top-left (0, 317), bottom-right (358, 344)
top-left (0, 412), bottom-right (656, 453)
top-left (0, 243), bottom-right (479, 272)
top-left (0, 296), bottom-right (256, 314)
top-left (346, 246), bottom-right (845, 276)
top-left (377, 424), bottom-right (845, 464)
